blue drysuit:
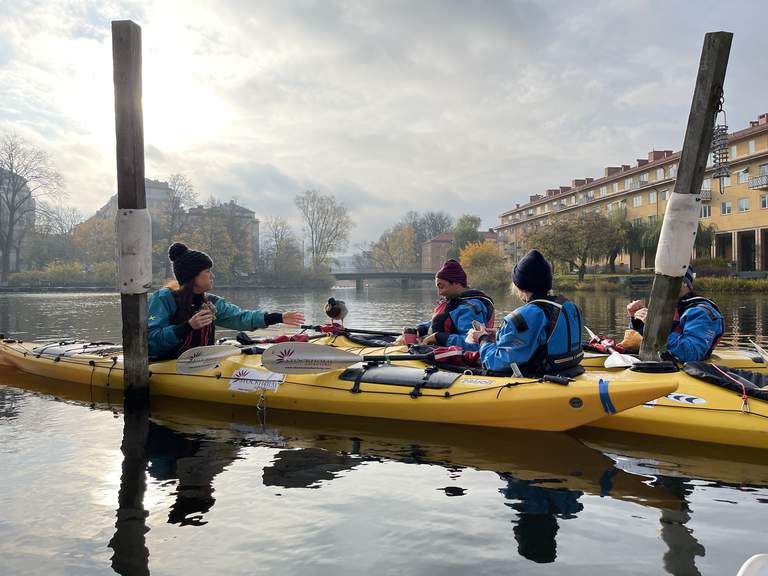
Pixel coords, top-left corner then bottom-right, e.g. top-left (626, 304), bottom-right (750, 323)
top-left (416, 290), bottom-right (495, 351)
top-left (631, 294), bottom-right (723, 363)
top-left (480, 297), bottom-right (583, 374)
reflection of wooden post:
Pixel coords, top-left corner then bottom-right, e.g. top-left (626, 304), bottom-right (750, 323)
top-left (108, 405), bottom-right (150, 576)
top-left (640, 32), bottom-right (732, 361)
top-left (112, 20), bottom-right (150, 397)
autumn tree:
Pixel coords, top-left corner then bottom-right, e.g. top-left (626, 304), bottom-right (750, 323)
top-left (0, 134), bottom-right (62, 282)
top-left (400, 210), bottom-right (454, 264)
top-left (460, 240), bottom-right (508, 291)
top-left (295, 190), bottom-right (352, 271)
top-left (527, 211), bottom-right (613, 281)
top-left (72, 218), bottom-right (117, 263)
top-left (370, 222), bottom-right (419, 271)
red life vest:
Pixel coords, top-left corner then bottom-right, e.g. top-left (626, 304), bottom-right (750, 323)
top-left (430, 290), bottom-right (495, 335)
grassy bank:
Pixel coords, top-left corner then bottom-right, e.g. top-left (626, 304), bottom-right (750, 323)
top-left (553, 274), bottom-right (626, 292)
top-left (694, 276), bottom-right (768, 292)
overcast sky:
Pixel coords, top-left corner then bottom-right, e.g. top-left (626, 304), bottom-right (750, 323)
top-left (1, 0), bottom-right (766, 248)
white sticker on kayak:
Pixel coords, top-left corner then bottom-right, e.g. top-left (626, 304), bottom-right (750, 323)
top-left (666, 393), bottom-right (707, 405)
top-left (462, 378), bottom-right (495, 386)
top-left (228, 368), bottom-right (284, 392)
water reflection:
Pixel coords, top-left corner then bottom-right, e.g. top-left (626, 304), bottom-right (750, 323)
top-left (2, 369), bottom-right (768, 575)
top-left (500, 475), bottom-right (584, 564)
top-left (108, 404), bottom-right (150, 576)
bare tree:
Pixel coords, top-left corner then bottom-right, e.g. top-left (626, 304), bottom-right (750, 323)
top-left (37, 200), bottom-right (83, 236)
top-left (262, 216), bottom-right (302, 275)
top-left (165, 173), bottom-right (197, 241)
top-left (295, 190), bottom-right (352, 271)
top-left (0, 134), bottom-right (62, 282)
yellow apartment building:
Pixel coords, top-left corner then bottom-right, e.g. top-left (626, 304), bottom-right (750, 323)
top-left (495, 113), bottom-right (768, 273)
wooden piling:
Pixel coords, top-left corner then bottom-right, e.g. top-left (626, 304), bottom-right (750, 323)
top-left (640, 32), bottom-right (732, 361)
top-left (112, 20), bottom-right (150, 399)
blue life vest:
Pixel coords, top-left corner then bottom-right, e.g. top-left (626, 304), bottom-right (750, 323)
top-left (521, 296), bottom-right (584, 375)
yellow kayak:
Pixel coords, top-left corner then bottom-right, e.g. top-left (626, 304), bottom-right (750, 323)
top-left (0, 337), bottom-right (677, 433)
top-left (307, 334), bottom-right (768, 448)
top-left (581, 348), bottom-right (768, 449)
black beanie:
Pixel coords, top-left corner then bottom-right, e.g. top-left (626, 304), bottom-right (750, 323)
top-left (168, 242), bottom-right (213, 285)
top-left (512, 249), bottom-right (552, 295)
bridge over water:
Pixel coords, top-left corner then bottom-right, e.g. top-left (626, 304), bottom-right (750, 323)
top-left (332, 271), bottom-right (434, 289)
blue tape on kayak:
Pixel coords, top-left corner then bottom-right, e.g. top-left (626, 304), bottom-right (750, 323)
top-left (599, 378), bottom-right (617, 414)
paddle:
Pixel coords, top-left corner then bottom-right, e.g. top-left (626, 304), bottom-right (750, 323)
top-left (749, 338), bottom-right (768, 363)
top-left (176, 344), bottom-right (265, 374)
top-left (302, 324), bottom-right (401, 337)
top-left (584, 326), bottom-right (638, 368)
top-left (262, 342), bottom-right (433, 374)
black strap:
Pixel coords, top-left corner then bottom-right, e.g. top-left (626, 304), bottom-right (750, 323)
top-left (510, 311), bottom-right (528, 332)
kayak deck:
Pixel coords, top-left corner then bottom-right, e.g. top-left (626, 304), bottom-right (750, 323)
top-left (0, 338), bottom-right (677, 433)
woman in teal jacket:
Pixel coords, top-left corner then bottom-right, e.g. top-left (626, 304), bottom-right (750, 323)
top-left (148, 243), bottom-right (304, 359)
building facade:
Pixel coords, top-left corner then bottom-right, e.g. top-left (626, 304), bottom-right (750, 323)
top-left (94, 181), bottom-right (260, 275)
top-left (495, 113), bottom-right (768, 273)
top-left (187, 200), bottom-right (260, 273)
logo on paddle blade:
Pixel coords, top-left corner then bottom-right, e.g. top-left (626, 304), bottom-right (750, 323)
top-left (275, 348), bottom-right (294, 363)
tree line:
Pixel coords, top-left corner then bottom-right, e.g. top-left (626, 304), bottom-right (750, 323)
top-left (0, 134), bottom-right (356, 287)
top-left (526, 208), bottom-right (717, 280)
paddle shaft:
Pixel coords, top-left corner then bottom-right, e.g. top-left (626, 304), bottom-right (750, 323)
top-left (302, 325), bottom-right (401, 337)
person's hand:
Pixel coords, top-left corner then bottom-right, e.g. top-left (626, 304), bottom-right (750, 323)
top-left (634, 307), bottom-right (648, 323)
top-left (627, 300), bottom-right (646, 317)
top-left (465, 322), bottom-right (488, 344)
top-left (189, 309), bottom-right (214, 330)
top-left (393, 334), bottom-right (406, 345)
top-left (281, 311), bottom-right (305, 326)
top-left (421, 333), bottom-right (439, 345)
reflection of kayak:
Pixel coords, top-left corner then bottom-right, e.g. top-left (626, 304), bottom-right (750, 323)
top-left (574, 427), bottom-right (768, 487)
top-left (0, 338), bottom-right (676, 432)
top-left (0, 368), bottom-right (680, 510)
top-left (314, 334), bottom-right (768, 449)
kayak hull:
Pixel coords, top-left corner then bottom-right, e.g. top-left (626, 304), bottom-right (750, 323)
top-left (312, 334), bottom-right (768, 448)
top-left (0, 339), bottom-right (677, 432)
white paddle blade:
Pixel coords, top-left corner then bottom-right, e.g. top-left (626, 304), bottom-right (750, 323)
top-left (604, 351), bottom-right (639, 369)
top-left (176, 344), bottom-right (239, 374)
top-left (749, 339), bottom-right (768, 363)
top-left (737, 554), bottom-right (768, 576)
top-left (584, 326), bottom-right (598, 340)
top-left (262, 342), bottom-right (359, 374)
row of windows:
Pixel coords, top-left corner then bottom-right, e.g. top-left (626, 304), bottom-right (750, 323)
top-left (701, 194), bottom-right (768, 218)
top-left (505, 160), bottom-right (768, 224)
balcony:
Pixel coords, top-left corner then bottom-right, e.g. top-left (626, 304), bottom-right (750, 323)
top-left (700, 188), bottom-right (712, 201)
top-left (749, 174), bottom-right (768, 190)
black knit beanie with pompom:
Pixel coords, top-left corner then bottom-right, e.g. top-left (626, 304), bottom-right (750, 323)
top-left (168, 242), bottom-right (213, 285)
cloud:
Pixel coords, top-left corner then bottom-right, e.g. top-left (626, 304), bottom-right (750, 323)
top-left (1, 0), bottom-right (767, 248)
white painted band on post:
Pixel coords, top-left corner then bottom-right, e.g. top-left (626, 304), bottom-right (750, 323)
top-left (116, 208), bottom-right (152, 294)
top-left (655, 192), bottom-right (700, 277)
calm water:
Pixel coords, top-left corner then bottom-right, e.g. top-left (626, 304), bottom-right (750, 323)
top-left (1, 287), bottom-right (767, 575)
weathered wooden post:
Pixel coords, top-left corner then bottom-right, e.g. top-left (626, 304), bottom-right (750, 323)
top-left (112, 20), bottom-right (152, 399)
top-left (640, 32), bottom-right (732, 361)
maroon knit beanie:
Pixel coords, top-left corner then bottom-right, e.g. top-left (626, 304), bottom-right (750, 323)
top-left (435, 259), bottom-right (467, 286)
